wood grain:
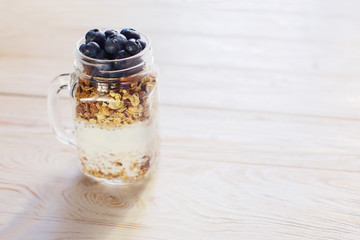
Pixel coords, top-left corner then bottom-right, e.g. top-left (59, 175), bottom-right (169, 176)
top-left (1, 0), bottom-right (360, 239)
top-left (1, 95), bottom-right (360, 172)
top-left (1, 0), bottom-right (360, 118)
top-left (1, 148), bottom-right (360, 239)
top-left (1, 131), bottom-right (360, 240)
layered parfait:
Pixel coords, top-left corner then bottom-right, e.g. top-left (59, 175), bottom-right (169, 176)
top-left (74, 28), bottom-right (159, 183)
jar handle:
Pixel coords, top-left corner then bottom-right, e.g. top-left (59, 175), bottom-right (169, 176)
top-left (47, 73), bottom-right (77, 148)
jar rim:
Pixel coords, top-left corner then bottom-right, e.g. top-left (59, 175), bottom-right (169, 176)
top-left (73, 30), bottom-right (153, 80)
top-left (74, 30), bottom-right (152, 63)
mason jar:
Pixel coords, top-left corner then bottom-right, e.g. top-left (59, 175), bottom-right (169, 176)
top-left (48, 31), bottom-right (159, 184)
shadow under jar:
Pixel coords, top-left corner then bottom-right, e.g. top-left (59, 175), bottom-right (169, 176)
top-left (48, 32), bottom-right (160, 184)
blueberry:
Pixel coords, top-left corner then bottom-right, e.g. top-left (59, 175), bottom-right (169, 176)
top-left (125, 39), bottom-right (142, 55)
top-left (97, 63), bottom-right (113, 72)
top-left (104, 34), bottom-right (127, 54)
top-left (79, 42), bottom-right (100, 58)
top-left (112, 61), bottom-right (125, 71)
top-left (112, 50), bottom-right (131, 70)
top-left (96, 49), bottom-right (112, 59)
top-left (85, 29), bottom-right (99, 42)
top-left (85, 29), bottom-right (106, 47)
top-left (104, 29), bottom-right (118, 38)
top-left (91, 63), bottom-right (113, 78)
top-left (120, 28), bottom-right (140, 40)
top-left (115, 49), bottom-right (130, 59)
top-left (137, 39), bottom-right (146, 49)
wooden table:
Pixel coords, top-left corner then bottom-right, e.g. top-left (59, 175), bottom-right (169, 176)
top-left (1, 0), bottom-right (360, 239)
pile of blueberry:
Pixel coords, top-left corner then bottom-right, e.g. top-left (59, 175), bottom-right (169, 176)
top-left (79, 28), bottom-right (146, 60)
top-left (79, 28), bottom-right (147, 77)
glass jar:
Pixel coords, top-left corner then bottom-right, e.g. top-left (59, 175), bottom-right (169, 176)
top-left (48, 32), bottom-right (159, 184)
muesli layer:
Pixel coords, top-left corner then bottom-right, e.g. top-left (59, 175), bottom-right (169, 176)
top-left (74, 72), bottom-right (157, 128)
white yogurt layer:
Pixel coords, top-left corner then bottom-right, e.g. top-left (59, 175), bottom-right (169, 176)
top-left (75, 119), bottom-right (158, 179)
top-left (76, 120), bottom-right (157, 155)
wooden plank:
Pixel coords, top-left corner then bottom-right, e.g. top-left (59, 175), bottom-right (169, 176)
top-left (1, 49), bottom-right (360, 119)
top-left (1, 95), bottom-right (360, 171)
top-left (1, 0), bottom-right (360, 118)
top-left (1, 0), bottom-right (359, 56)
top-left (159, 66), bottom-right (360, 119)
top-left (0, 150), bottom-right (360, 239)
top-left (2, 0), bottom-right (360, 38)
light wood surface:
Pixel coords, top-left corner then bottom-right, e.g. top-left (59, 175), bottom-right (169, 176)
top-left (1, 0), bottom-right (360, 239)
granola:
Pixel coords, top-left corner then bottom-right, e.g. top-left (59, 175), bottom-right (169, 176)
top-left (81, 154), bottom-right (152, 182)
top-left (74, 72), bottom-right (157, 128)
